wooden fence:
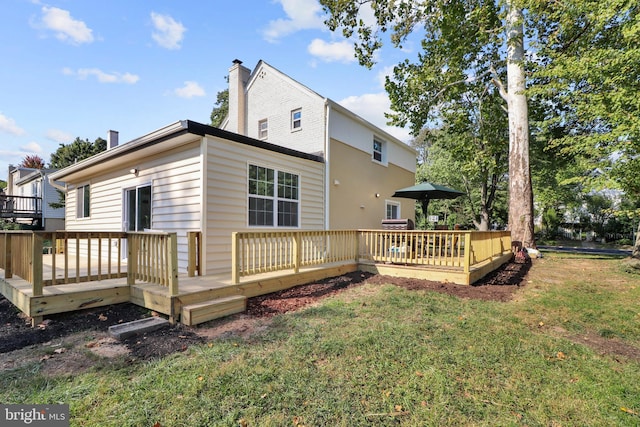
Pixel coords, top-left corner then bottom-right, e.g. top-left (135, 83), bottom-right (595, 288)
top-left (0, 230), bottom-right (179, 296)
top-left (232, 229), bottom-right (511, 283)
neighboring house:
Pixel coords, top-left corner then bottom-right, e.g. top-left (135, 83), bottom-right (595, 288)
top-left (48, 59), bottom-right (416, 276)
top-left (3, 166), bottom-right (65, 231)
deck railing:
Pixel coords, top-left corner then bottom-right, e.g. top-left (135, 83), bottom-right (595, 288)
top-left (232, 229), bottom-right (512, 283)
top-left (232, 230), bottom-right (359, 283)
top-left (0, 195), bottom-right (42, 220)
top-left (127, 231), bottom-right (179, 295)
top-left (0, 230), bottom-right (179, 296)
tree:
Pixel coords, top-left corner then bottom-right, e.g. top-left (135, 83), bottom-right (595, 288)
top-left (48, 137), bottom-right (106, 208)
top-left (321, 0), bottom-right (535, 249)
top-left (20, 154), bottom-right (45, 169)
top-left (526, 0), bottom-right (640, 256)
top-left (210, 88), bottom-right (229, 128)
top-left (49, 137), bottom-right (106, 169)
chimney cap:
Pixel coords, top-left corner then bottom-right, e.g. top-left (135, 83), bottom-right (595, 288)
top-left (232, 59), bottom-right (243, 65)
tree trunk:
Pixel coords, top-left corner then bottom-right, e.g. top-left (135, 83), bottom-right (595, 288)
top-left (633, 219), bottom-right (640, 259)
top-left (506, 3), bottom-right (535, 250)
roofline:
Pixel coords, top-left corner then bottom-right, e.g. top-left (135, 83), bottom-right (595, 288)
top-left (49, 120), bottom-right (324, 181)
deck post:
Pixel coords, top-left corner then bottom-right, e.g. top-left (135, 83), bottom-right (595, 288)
top-left (354, 230), bottom-right (360, 263)
top-left (463, 232), bottom-right (472, 275)
top-left (231, 232), bottom-right (240, 284)
top-left (31, 233), bottom-right (43, 297)
top-left (3, 233), bottom-right (12, 278)
top-left (167, 233), bottom-right (179, 296)
top-left (127, 234), bottom-right (136, 286)
top-left (187, 231), bottom-right (201, 277)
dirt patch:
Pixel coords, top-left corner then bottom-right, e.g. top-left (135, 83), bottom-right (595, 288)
top-left (1, 258), bottom-right (536, 373)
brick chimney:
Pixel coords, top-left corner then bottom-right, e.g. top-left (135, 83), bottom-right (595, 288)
top-left (107, 130), bottom-right (119, 149)
top-left (227, 59), bottom-right (250, 135)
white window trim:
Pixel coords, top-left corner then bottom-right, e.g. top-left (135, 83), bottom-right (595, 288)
top-left (385, 200), bottom-right (401, 219)
top-left (373, 137), bottom-right (388, 166)
top-left (291, 108), bottom-right (302, 132)
top-left (258, 118), bottom-right (268, 140)
top-left (76, 184), bottom-right (90, 219)
top-left (247, 163), bottom-right (301, 228)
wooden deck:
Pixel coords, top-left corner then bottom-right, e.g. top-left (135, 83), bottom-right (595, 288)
top-left (0, 229), bottom-right (512, 326)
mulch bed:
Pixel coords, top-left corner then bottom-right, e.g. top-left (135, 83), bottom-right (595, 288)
top-left (0, 259), bottom-right (530, 360)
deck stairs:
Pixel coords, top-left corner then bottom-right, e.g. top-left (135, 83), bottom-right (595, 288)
top-left (180, 295), bottom-right (247, 326)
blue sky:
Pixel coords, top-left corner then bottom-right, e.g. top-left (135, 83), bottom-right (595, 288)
top-left (0, 0), bottom-right (419, 180)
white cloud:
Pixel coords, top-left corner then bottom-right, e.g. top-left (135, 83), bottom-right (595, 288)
top-left (376, 66), bottom-right (395, 88)
top-left (0, 113), bottom-right (26, 136)
top-left (64, 68), bottom-right (139, 84)
top-left (38, 6), bottom-right (94, 45)
top-left (21, 142), bottom-right (43, 153)
top-left (174, 81), bottom-right (206, 99)
top-left (151, 12), bottom-right (186, 50)
top-left (46, 129), bottom-right (73, 143)
top-left (338, 92), bottom-right (411, 143)
top-left (307, 39), bottom-right (355, 63)
top-left (263, 0), bottom-right (325, 42)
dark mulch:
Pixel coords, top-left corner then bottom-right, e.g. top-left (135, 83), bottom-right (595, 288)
top-left (0, 259), bottom-right (530, 359)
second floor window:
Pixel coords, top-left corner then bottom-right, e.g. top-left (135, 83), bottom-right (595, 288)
top-left (373, 138), bottom-right (384, 163)
top-left (291, 108), bottom-right (302, 130)
top-left (258, 119), bottom-right (268, 139)
top-left (77, 184), bottom-right (90, 218)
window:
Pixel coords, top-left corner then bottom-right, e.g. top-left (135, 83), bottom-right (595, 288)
top-left (373, 138), bottom-right (385, 163)
top-left (125, 185), bottom-right (151, 231)
top-left (248, 164), bottom-right (299, 227)
top-left (386, 201), bottom-right (400, 219)
top-left (291, 108), bottom-right (302, 130)
top-left (258, 119), bottom-right (268, 140)
top-left (77, 184), bottom-right (90, 218)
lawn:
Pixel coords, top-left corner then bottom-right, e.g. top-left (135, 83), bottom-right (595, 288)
top-left (1, 252), bottom-right (639, 426)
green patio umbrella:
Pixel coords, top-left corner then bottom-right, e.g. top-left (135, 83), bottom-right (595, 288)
top-left (392, 182), bottom-right (465, 217)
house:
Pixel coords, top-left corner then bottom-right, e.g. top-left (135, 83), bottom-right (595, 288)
top-left (48, 59), bottom-right (417, 276)
top-left (2, 166), bottom-right (65, 231)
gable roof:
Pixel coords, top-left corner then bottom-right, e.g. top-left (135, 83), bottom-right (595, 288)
top-left (246, 60), bottom-right (416, 156)
top-left (49, 120), bottom-right (324, 183)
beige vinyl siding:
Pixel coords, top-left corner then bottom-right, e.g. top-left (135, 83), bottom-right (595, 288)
top-left (204, 135), bottom-right (325, 276)
top-left (64, 141), bottom-right (203, 271)
top-left (329, 139), bottom-right (415, 229)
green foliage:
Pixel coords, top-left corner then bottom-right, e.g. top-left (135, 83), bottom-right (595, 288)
top-left (48, 137), bottom-right (107, 208)
top-left (210, 88), bottom-right (229, 128)
top-left (49, 137), bottom-right (106, 169)
top-left (527, 0), bottom-right (640, 195)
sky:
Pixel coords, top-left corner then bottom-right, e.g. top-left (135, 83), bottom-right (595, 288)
top-left (0, 0), bottom-right (420, 180)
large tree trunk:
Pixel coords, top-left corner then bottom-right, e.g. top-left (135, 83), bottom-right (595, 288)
top-left (632, 219), bottom-right (640, 259)
top-left (506, 4), bottom-right (535, 250)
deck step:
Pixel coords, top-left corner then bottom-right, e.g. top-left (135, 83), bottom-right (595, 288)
top-left (181, 295), bottom-right (247, 326)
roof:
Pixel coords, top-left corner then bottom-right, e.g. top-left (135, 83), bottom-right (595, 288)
top-left (49, 120), bottom-right (324, 182)
top-left (250, 60), bottom-right (416, 157)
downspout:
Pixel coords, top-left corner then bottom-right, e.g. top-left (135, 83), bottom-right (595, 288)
top-left (48, 175), bottom-right (66, 192)
top-left (324, 99), bottom-right (330, 231)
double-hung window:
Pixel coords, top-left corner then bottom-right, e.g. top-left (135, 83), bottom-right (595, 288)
top-left (373, 138), bottom-right (385, 163)
top-left (77, 184), bottom-right (90, 218)
top-left (291, 108), bottom-right (302, 131)
top-left (386, 201), bottom-right (400, 219)
top-left (248, 164), bottom-right (299, 227)
top-left (258, 119), bottom-right (268, 140)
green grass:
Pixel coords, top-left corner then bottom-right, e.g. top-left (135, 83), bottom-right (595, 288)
top-left (2, 253), bottom-right (640, 426)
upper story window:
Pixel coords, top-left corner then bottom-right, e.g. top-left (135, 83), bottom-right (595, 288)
top-left (77, 184), bottom-right (90, 218)
top-left (248, 164), bottom-right (299, 227)
top-left (291, 108), bottom-right (302, 131)
top-left (373, 138), bottom-right (386, 163)
top-left (258, 119), bottom-right (268, 140)
top-left (386, 201), bottom-right (400, 219)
